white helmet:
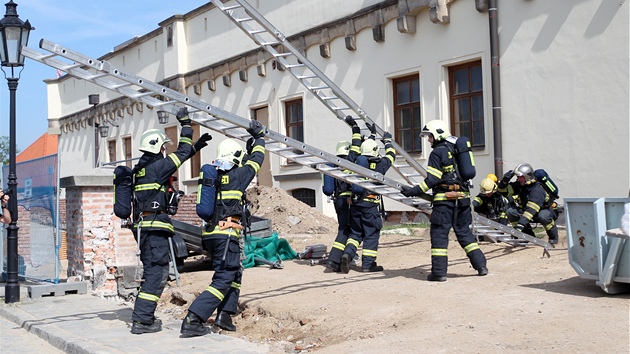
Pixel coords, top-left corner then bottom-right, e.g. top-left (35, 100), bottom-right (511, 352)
top-left (360, 139), bottom-right (379, 157)
top-left (139, 129), bottom-right (171, 154)
top-left (215, 139), bottom-right (244, 170)
top-left (335, 141), bottom-right (350, 157)
top-left (420, 120), bottom-right (451, 142)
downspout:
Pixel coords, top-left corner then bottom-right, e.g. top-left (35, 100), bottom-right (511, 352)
top-left (488, 0), bottom-right (503, 176)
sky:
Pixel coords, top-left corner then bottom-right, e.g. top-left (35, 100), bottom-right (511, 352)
top-left (0, 1), bottom-right (210, 152)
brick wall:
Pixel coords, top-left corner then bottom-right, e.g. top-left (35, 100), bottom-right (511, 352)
top-left (65, 184), bottom-right (136, 297)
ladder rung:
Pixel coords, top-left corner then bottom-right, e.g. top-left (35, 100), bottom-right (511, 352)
top-left (285, 64), bottom-right (305, 69)
top-left (223, 5), bottom-right (243, 11)
top-left (236, 17), bottom-right (253, 23)
top-left (297, 75), bottom-right (317, 79)
top-left (260, 41), bottom-right (280, 46)
top-left (249, 29), bottom-right (266, 34)
top-left (274, 52), bottom-right (291, 58)
top-left (309, 86), bottom-right (329, 90)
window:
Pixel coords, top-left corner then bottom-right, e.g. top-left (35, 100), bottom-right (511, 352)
top-left (123, 137), bottom-right (132, 168)
top-left (165, 126), bottom-right (179, 179)
top-left (285, 98), bottom-right (303, 156)
top-left (393, 75), bottom-right (421, 153)
top-left (166, 26), bottom-right (173, 48)
top-left (292, 188), bottom-right (316, 207)
top-left (449, 61), bottom-right (484, 148)
top-left (108, 140), bottom-right (116, 164)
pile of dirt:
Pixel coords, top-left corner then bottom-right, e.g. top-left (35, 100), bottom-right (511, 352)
top-left (246, 185), bottom-right (338, 235)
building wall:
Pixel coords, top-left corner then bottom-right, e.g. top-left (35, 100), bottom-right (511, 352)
top-left (49, 0), bottom-right (630, 220)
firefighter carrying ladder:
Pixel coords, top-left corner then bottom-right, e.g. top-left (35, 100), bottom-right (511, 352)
top-left (211, 0), bottom-right (428, 188)
top-left (22, 39), bottom-right (552, 257)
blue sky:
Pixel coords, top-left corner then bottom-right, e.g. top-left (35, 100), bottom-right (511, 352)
top-left (0, 1), bottom-right (209, 152)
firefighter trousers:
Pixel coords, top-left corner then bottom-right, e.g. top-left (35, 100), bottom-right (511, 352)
top-left (328, 197), bottom-right (351, 264)
top-left (132, 230), bottom-right (170, 324)
top-left (430, 200), bottom-right (486, 277)
top-left (188, 234), bottom-right (242, 322)
top-left (343, 204), bottom-right (382, 269)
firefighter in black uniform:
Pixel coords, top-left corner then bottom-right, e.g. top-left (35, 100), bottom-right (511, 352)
top-left (501, 163), bottom-right (559, 245)
top-left (339, 116), bottom-right (395, 273)
top-left (322, 141), bottom-right (352, 272)
top-left (401, 120), bottom-right (487, 282)
top-left (472, 176), bottom-right (509, 225)
top-left (181, 120), bottom-right (266, 337)
top-left (130, 108), bottom-right (212, 334)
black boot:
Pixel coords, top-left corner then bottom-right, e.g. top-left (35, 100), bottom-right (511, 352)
top-left (131, 319), bottom-right (162, 334)
top-left (477, 267), bottom-right (488, 276)
top-left (362, 263), bottom-right (384, 273)
top-left (340, 253), bottom-right (351, 274)
top-left (181, 311), bottom-right (210, 337)
top-left (547, 228), bottom-right (559, 246)
top-left (214, 311), bottom-right (236, 332)
top-left (325, 260), bottom-right (340, 272)
top-left (427, 273), bottom-right (447, 282)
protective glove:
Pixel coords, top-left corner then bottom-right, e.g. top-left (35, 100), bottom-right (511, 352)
top-left (246, 137), bottom-right (255, 155)
top-left (193, 133), bottom-right (212, 151)
top-left (381, 132), bottom-right (392, 144)
top-left (401, 185), bottom-right (421, 197)
top-left (514, 223), bottom-right (525, 232)
top-left (501, 170), bottom-right (514, 184)
top-left (366, 122), bottom-right (377, 135)
top-left (344, 115), bottom-right (357, 127)
top-left (176, 107), bottom-right (191, 126)
top-left (247, 119), bottom-right (265, 139)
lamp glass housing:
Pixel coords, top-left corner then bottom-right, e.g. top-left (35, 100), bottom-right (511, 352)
top-left (157, 110), bottom-right (169, 124)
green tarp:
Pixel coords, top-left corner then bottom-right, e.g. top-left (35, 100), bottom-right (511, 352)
top-left (242, 232), bottom-right (297, 269)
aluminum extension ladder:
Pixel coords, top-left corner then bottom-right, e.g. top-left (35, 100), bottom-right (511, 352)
top-left (473, 213), bottom-right (552, 258)
top-left (22, 39), bottom-right (429, 209)
top-left (23, 39), bottom-right (550, 255)
top-left (212, 0), bottom-right (428, 188)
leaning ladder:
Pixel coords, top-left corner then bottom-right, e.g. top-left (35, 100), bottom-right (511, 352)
top-left (22, 39), bottom-right (429, 209)
top-left (212, 0), bottom-right (428, 187)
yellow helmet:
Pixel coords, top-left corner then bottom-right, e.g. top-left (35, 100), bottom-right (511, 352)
top-left (215, 139), bottom-right (244, 170)
top-left (420, 120), bottom-right (451, 141)
top-left (479, 178), bottom-right (497, 194)
top-left (139, 129), bottom-right (171, 154)
top-left (335, 141), bottom-right (350, 157)
top-left (360, 139), bottom-right (379, 157)
top-left (486, 173), bottom-right (498, 183)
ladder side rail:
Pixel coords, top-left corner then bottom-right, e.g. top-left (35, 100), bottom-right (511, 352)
top-left (213, 0), bottom-right (428, 182)
top-left (30, 40), bottom-right (432, 207)
top-left (473, 213), bottom-right (551, 257)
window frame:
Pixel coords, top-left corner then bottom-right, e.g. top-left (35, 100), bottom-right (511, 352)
top-left (448, 60), bottom-right (485, 149)
top-left (284, 98), bottom-right (304, 160)
top-left (392, 74), bottom-right (422, 154)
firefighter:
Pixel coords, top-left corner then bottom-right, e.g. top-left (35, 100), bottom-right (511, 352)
top-left (130, 108), bottom-right (212, 334)
top-left (502, 163), bottom-right (559, 245)
top-left (322, 140), bottom-right (354, 272)
top-left (339, 116), bottom-right (395, 273)
top-left (181, 120), bottom-right (266, 337)
top-left (400, 120), bottom-right (487, 282)
top-left (473, 176), bottom-right (509, 225)
top-left (0, 186), bottom-right (11, 224)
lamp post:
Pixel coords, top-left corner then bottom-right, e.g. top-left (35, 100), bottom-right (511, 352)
top-left (0, 0), bottom-right (32, 304)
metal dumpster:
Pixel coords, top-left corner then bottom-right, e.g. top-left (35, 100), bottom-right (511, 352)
top-left (564, 197), bottom-right (630, 294)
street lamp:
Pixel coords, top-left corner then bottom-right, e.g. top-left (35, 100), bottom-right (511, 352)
top-left (0, 0), bottom-right (32, 304)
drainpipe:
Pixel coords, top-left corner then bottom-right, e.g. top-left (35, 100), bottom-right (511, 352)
top-left (488, 0), bottom-right (503, 177)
